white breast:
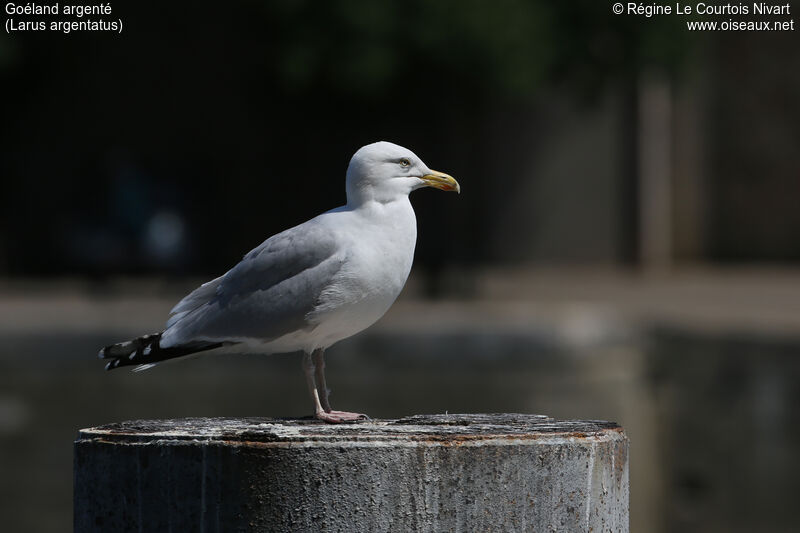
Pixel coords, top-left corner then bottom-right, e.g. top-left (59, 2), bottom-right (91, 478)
top-left (302, 198), bottom-right (418, 350)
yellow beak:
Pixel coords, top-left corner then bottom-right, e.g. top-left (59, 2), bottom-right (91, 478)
top-left (420, 170), bottom-right (460, 193)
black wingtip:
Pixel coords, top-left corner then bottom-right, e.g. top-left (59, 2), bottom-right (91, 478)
top-left (99, 333), bottom-right (226, 371)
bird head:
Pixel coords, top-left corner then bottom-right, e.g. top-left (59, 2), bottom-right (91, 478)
top-left (345, 141), bottom-right (460, 205)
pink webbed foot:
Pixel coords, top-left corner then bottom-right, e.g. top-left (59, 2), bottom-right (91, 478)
top-left (315, 410), bottom-right (370, 424)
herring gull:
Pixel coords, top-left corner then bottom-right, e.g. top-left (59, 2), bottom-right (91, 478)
top-left (99, 141), bottom-right (460, 423)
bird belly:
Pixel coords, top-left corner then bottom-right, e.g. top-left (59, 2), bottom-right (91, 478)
top-left (313, 291), bottom-right (399, 346)
top-left (300, 233), bottom-right (413, 351)
top-left (247, 200), bottom-right (417, 355)
top-left (248, 290), bottom-right (398, 355)
top-left (226, 246), bottom-right (411, 355)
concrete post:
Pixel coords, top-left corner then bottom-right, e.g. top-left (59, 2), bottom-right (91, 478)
top-left (74, 414), bottom-right (628, 532)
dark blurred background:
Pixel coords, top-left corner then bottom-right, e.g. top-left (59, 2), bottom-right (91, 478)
top-left (1, 1), bottom-right (799, 531)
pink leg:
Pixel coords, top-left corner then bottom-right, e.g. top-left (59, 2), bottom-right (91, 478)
top-left (303, 349), bottom-right (368, 424)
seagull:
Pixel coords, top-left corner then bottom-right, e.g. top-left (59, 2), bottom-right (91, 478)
top-left (99, 141), bottom-right (460, 423)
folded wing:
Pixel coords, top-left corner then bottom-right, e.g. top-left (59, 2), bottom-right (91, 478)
top-left (161, 219), bottom-right (344, 348)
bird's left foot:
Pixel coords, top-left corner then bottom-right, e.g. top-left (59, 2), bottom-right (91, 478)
top-left (316, 410), bottom-right (369, 424)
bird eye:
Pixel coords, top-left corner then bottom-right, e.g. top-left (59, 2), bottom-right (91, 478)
top-left (399, 158), bottom-right (410, 168)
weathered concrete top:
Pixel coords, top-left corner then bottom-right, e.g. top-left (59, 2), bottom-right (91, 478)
top-left (75, 414), bottom-right (629, 532)
top-left (77, 413), bottom-right (623, 446)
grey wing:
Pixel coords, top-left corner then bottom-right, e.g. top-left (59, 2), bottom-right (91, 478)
top-left (161, 220), bottom-right (344, 347)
